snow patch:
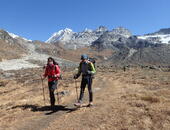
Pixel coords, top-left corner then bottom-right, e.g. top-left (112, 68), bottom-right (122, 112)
top-left (8, 32), bottom-right (32, 42)
top-left (8, 32), bottom-right (19, 38)
top-left (138, 34), bottom-right (170, 44)
top-left (128, 48), bottom-right (137, 58)
top-left (7, 31), bottom-right (32, 42)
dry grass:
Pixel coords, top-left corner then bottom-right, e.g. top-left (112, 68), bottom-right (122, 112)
top-left (140, 96), bottom-right (160, 103)
top-left (1, 67), bottom-right (170, 129)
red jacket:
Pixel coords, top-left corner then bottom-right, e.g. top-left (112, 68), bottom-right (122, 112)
top-left (44, 64), bottom-right (61, 82)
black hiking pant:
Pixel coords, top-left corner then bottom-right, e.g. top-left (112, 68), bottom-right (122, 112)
top-left (79, 76), bottom-right (93, 103)
top-left (48, 80), bottom-right (58, 106)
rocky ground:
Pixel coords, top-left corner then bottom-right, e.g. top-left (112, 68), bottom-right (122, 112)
top-left (0, 66), bottom-right (170, 130)
top-left (0, 40), bottom-right (27, 61)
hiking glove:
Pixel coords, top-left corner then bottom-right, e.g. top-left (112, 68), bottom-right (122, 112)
top-left (74, 75), bottom-right (78, 79)
top-left (87, 71), bottom-right (92, 74)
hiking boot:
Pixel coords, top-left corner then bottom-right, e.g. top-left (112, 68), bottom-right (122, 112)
top-left (51, 104), bottom-right (55, 110)
top-left (74, 102), bottom-right (82, 107)
top-left (87, 102), bottom-right (93, 107)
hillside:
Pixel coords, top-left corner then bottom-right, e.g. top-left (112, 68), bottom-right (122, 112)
top-left (0, 67), bottom-right (170, 129)
top-left (0, 39), bottom-right (27, 61)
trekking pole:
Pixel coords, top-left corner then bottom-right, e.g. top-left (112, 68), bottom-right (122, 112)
top-left (56, 85), bottom-right (60, 104)
top-left (75, 79), bottom-right (79, 101)
top-left (40, 76), bottom-right (46, 105)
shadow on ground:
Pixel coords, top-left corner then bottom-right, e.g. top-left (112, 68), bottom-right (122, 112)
top-left (11, 104), bottom-right (78, 115)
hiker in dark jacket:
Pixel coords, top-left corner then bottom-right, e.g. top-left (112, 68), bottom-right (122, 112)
top-left (74, 54), bottom-right (96, 107)
top-left (42, 57), bottom-right (61, 108)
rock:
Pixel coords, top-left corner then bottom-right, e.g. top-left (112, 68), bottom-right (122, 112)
top-left (56, 90), bottom-right (70, 96)
top-left (0, 81), bottom-right (8, 87)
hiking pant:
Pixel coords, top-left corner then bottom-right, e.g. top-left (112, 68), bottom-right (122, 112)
top-left (79, 76), bottom-right (93, 103)
top-left (48, 80), bottom-right (58, 106)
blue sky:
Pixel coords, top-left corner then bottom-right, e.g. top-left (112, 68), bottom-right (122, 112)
top-left (0, 0), bottom-right (170, 41)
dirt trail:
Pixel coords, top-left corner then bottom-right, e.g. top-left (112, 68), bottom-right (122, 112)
top-left (3, 72), bottom-right (114, 130)
top-left (1, 68), bottom-right (170, 130)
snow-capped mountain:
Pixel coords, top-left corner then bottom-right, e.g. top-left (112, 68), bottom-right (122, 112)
top-left (0, 29), bottom-right (32, 44)
top-left (46, 26), bottom-right (134, 49)
top-left (0, 29), bottom-right (35, 56)
top-left (138, 28), bottom-right (170, 44)
top-left (95, 26), bottom-right (108, 33)
top-left (46, 26), bottom-right (109, 49)
top-left (0, 29), bottom-right (32, 61)
top-left (8, 32), bottom-right (32, 42)
top-left (46, 28), bottom-right (76, 43)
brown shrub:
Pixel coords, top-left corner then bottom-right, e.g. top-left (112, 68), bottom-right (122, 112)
top-left (140, 96), bottom-right (160, 103)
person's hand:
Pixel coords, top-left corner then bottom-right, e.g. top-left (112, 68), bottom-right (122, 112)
top-left (74, 75), bottom-right (78, 79)
top-left (87, 71), bottom-right (92, 74)
top-left (53, 74), bottom-right (57, 78)
top-left (41, 75), bottom-right (45, 80)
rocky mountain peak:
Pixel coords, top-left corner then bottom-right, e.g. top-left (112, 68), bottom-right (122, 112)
top-left (0, 29), bottom-right (32, 43)
top-left (152, 28), bottom-right (170, 35)
top-left (0, 29), bottom-right (12, 39)
top-left (46, 28), bottom-right (75, 43)
top-left (96, 26), bottom-right (108, 32)
top-left (0, 29), bottom-right (15, 44)
top-left (83, 28), bottom-right (93, 33)
top-left (112, 27), bottom-right (132, 38)
top-left (59, 28), bottom-right (73, 34)
top-left (46, 26), bottom-right (109, 48)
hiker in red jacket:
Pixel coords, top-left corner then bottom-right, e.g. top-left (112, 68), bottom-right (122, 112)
top-left (42, 57), bottom-right (61, 108)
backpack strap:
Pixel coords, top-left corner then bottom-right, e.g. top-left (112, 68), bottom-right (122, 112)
top-left (55, 65), bottom-right (62, 79)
